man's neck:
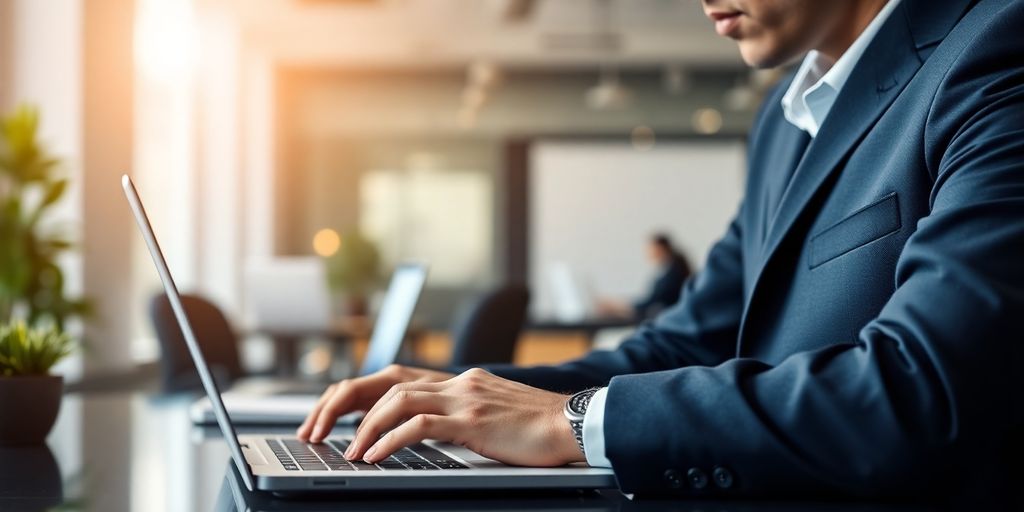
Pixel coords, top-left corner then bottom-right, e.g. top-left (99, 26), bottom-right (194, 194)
top-left (817, 0), bottom-right (889, 61)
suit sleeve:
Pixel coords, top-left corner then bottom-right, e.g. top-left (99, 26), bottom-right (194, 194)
top-left (485, 207), bottom-right (747, 392)
top-left (604, 6), bottom-right (1024, 497)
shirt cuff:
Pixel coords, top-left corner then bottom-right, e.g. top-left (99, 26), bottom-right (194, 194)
top-left (581, 387), bottom-right (612, 468)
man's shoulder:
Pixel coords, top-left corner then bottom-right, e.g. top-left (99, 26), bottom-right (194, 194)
top-left (928, 0), bottom-right (1024, 70)
top-left (919, 0), bottom-right (1024, 155)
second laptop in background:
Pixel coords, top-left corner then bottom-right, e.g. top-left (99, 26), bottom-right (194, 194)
top-left (190, 262), bottom-right (428, 425)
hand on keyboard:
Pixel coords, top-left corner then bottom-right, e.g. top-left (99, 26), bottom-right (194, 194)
top-left (343, 368), bottom-right (585, 468)
top-left (297, 364), bottom-right (453, 443)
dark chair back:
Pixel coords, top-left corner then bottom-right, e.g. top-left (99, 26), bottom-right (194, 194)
top-left (149, 293), bottom-right (244, 393)
top-left (448, 285), bottom-right (530, 367)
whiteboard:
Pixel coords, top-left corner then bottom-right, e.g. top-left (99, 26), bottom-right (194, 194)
top-left (529, 139), bottom-right (746, 317)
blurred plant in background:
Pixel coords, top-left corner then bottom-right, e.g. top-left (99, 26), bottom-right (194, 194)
top-left (0, 105), bottom-right (91, 329)
top-left (325, 229), bottom-right (381, 315)
top-left (0, 321), bottom-right (75, 376)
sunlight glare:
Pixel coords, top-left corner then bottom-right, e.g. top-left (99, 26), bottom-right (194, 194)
top-left (134, 0), bottom-right (199, 84)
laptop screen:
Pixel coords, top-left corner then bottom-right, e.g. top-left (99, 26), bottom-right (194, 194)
top-left (359, 263), bottom-right (428, 376)
top-left (122, 175), bottom-right (257, 491)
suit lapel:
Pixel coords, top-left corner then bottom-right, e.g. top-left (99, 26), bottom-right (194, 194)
top-left (758, 0), bottom-right (975, 266)
top-left (759, 2), bottom-right (922, 267)
top-left (737, 0), bottom-right (975, 350)
top-left (761, 124), bottom-right (811, 241)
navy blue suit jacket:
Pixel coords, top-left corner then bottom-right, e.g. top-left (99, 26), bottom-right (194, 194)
top-left (489, 0), bottom-right (1024, 501)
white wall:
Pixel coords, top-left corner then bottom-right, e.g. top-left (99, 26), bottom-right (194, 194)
top-left (196, 7), bottom-right (243, 318)
top-left (529, 139), bottom-right (745, 317)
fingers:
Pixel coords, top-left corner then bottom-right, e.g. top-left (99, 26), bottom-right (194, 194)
top-left (346, 387), bottom-right (447, 460)
top-left (356, 380), bottom-right (445, 438)
top-left (309, 383), bottom-right (360, 443)
top-left (296, 384), bottom-right (337, 441)
top-left (298, 366), bottom-right (451, 444)
top-left (362, 414), bottom-right (459, 464)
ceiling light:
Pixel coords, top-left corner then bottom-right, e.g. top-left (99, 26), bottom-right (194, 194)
top-left (312, 229), bottom-right (341, 258)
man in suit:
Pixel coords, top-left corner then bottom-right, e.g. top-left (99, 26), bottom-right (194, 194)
top-left (299, 0), bottom-right (1024, 501)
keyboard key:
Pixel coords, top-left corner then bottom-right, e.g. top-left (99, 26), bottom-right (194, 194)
top-left (410, 443), bottom-right (468, 468)
top-left (348, 460), bottom-right (380, 471)
top-left (377, 458), bottom-right (407, 470)
top-left (323, 439), bottom-right (471, 470)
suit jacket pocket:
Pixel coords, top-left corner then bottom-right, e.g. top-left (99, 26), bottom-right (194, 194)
top-left (809, 192), bottom-right (901, 269)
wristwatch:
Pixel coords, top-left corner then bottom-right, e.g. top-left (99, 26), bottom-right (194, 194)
top-left (563, 388), bottom-right (599, 456)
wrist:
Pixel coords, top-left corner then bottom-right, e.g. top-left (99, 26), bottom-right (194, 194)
top-left (552, 403), bottom-right (587, 464)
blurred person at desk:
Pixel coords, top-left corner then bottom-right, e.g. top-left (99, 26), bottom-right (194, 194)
top-left (297, 0), bottom-right (1023, 505)
top-left (596, 233), bottom-right (692, 320)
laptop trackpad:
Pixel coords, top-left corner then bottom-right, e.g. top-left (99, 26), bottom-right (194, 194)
top-left (241, 443), bottom-right (269, 466)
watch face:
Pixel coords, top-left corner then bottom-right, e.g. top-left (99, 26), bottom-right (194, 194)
top-left (569, 389), bottom-right (595, 415)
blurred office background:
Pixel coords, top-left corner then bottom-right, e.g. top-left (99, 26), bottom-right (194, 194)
top-left (0, 1), bottom-right (789, 509)
top-left (0, 0), bottom-right (780, 383)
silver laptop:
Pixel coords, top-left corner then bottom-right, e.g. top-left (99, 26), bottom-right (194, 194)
top-left (216, 459), bottom-right (618, 511)
top-left (190, 262), bottom-right (429, 425)
top-left (124, 175), bottom-right (616, 493)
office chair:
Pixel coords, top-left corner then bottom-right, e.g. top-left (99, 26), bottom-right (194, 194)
top-left (149, 293), bottom-right (245, 393)
top-left (448, 284), bottom-right (530, 367)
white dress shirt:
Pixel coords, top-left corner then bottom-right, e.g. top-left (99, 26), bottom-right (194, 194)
top-left (581, 387), bottom-right (611, 467)
top-left (580, 0), bottom-right (901, 469)
top-left (781, 0), bottom-right (902, 137)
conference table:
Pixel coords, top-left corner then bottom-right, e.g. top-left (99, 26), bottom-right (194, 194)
top-left (250, 315), bottom-right (433, 377)
top-left (248, 315), bottom-right (374, 377)
top-left (2, 390), bottom-right (944, 511)
top-left (526, 316), bottom-right (640, 343)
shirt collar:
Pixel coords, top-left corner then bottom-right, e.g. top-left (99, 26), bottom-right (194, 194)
top-left (781, 0), bottom-right (902, 137)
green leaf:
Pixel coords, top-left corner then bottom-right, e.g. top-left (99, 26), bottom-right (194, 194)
top-left (42, 238), bottom-right (74, 252)
top-left (41, 179), bottom-right (68, 207)
top-left (0, 320), bottom-right (75, 375)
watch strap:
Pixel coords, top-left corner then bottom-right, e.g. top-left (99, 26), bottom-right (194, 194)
top-left (564, 388), bottom-right (599, 456)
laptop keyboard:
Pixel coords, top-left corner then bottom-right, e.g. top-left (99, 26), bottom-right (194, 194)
top-left (268, 438), bottom-right (468, 471)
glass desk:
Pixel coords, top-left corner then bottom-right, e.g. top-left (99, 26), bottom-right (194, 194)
top-left (0, 391), bottom-right (941, 511)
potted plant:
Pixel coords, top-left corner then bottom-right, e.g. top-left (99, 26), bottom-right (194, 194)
top-left (325, 229), bottom-right (382, 316)
top-left (0, 321), bottom-right (74, 445)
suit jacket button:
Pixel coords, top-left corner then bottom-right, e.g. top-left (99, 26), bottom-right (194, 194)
top-left (687, 467), bottom-right (708, 489)
top-left (663, 469), bottom-right (683, 489)
top-left (713, 466), bottom-right (734, 489)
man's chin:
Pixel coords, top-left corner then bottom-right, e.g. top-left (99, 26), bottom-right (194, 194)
top-left (737, 42), bottom-right (797, 70)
